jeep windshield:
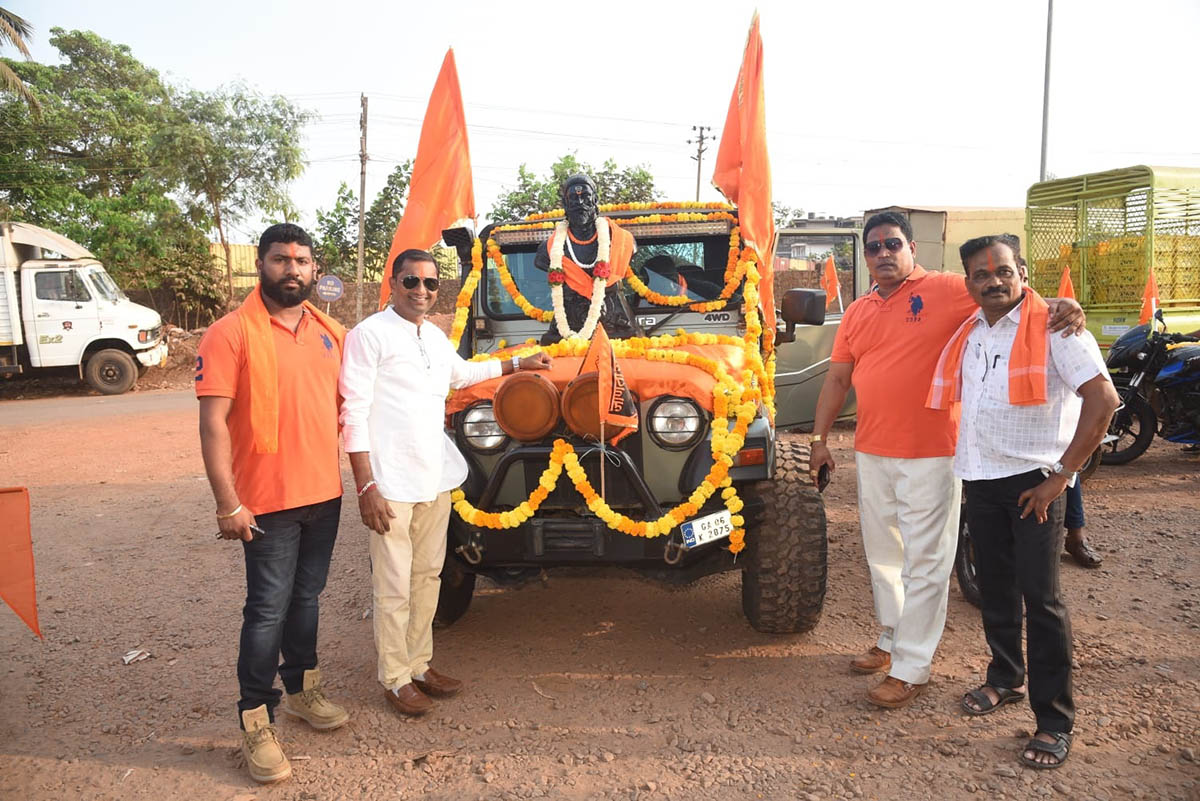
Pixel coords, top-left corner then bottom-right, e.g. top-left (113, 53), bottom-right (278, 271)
top-left (484, 217), bottom-right (741, 317)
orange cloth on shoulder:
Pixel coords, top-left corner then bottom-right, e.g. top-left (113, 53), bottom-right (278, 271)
top-left (926, 289), bottom-right (1050, 410)
top-left (445, 343), bottom-right (747, 417)
top-left (238, 285), bottom-right (347, 453)
top-left (545, 219), bottom-right (635, 297)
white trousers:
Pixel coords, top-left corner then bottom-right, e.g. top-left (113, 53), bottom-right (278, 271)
top-left (368, 492), bottom-right (451, 690)
top-left (854, 452), bottom-right (960, 685)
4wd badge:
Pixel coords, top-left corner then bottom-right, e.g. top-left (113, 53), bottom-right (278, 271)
top-left (703, 312), bottom-right (731, 322)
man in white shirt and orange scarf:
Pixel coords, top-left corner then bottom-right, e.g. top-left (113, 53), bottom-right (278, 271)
top-left (339, 248), bottom-right (550, 718)
top-left (928, 233), bottom-right (1118, 771)
top-left (197, 223), bottom-right (349, 784)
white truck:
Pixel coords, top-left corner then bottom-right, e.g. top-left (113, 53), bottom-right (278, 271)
top-left (0, 222), bottom-right (168, 394)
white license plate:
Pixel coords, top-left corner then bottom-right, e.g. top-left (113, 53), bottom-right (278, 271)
top-left (680, 510), bottom-right (733, 549)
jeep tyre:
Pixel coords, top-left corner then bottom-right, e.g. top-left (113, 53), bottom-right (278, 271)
top-left (85, 348), bottom-right (138, 395)
top-left (741, 439), bottom-right (828, 633)
top-left (434, 551), bottom-right (476, 626)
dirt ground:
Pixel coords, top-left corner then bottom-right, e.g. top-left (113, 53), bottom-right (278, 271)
top-left (0, 390), bottom-right (1197, 801)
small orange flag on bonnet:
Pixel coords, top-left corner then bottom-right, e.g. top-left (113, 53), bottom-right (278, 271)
top-left (379, 49), bottom-right (475, 309)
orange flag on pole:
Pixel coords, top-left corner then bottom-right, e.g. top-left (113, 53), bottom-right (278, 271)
top-left (378, 49), bottom-right (475, 309)
top-left (712, 13), bottom-right (776, 341)
top-left (819, 255), bottom-right (842, 311)
top-left (1138, 265), bottom-right (1160, 325)
top-left (581, 323), bottom-right (638, 435)
top-left (0, 487), bottom-right (41, 639)
top-left (1056, 264), bottom-right (1076, 301)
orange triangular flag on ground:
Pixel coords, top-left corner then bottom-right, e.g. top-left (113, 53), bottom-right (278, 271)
top-left (1139, 265), bottom-right (1160, 325)
top-left (712, 13), bottom-right (776, 343)
top-left (819, 255), bottom-right (842, 311)
top-left (0, 487), bottom-right (41, 639)
top-left (1056, 263), bottom-right (1076, 301)
top-left (581, 323), bottom-right (638, 433)
top-left (379, 49), bottom-right (475, 309)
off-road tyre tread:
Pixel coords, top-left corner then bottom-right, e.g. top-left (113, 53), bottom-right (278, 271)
top-left (741, 439), bottom-right (828, 633)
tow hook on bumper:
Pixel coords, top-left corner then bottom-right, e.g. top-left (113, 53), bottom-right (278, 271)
top-left (456, 533), bottom-right (484, 565)
top-left (663, 535), bottom-right (685, 565)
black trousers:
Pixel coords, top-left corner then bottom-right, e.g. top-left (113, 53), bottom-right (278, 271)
top-left (964, 470), bottom-right (1074, 734)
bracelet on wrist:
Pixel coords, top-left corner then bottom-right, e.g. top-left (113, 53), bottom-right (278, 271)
top-left (810, 433), bottom-right (824, 444)
top-left (357, 479), bottom-right (377, 497)
top-left (216, 503), bottom-right (243, 520)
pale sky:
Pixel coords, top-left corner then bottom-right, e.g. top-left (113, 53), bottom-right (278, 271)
top-left (16, 0), bottom-right (1200, 243)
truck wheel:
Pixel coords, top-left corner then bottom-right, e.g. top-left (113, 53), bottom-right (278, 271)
top-left (741, 439), bottom-right (828, 634)
top-left (434, 551), bottom-right (476, 627)
top-left (85, 349), bottom-right (138, 395)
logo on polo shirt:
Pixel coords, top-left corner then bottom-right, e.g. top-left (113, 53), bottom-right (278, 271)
top-left (320, 333), bottom-right (334, 354)
top-left (906, 293), bottom-right (924, 323)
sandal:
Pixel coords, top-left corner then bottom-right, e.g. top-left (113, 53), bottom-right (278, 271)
top-left (960, 685), bottom-right (1025, 716)
top-left (1020, 731), bottom-right (1071, 770)
top-left (1065, 538), bottom-right (1103, 568)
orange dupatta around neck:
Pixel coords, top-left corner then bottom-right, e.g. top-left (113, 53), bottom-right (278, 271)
top-left (926, 289), bottom-right (1050, 410)
top-left (547, 219), bottom-right (634, 297)
top-left (237, 285), bottom-right (347, 453)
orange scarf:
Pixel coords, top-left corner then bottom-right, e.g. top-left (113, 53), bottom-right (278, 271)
top-left (547, 219), bottom-right (634, 297)
top-left (926, 289), bottom-right (1050, 410)
top-left (237, 285), bottom-right (346, 453)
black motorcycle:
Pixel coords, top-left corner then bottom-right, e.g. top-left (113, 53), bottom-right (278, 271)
top-left (1101, 309), bottom-right (1200, 464)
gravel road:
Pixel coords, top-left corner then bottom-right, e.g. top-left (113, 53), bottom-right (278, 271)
top-left (1, 394), bottom-right (1197, 800)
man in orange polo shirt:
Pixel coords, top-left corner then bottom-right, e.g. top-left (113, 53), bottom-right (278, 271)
top-left (809, 212), bottom-right (1083, 709)
top-left (197, 223), bottom-right (348, 784)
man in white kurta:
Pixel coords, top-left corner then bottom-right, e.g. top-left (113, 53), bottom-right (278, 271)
top-left (339, 248), bottom-right (550, 717)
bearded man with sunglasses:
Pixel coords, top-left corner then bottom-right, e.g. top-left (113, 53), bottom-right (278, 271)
top-left (808, 212), bottom-right (1085, 710)
top-left (339, 249), bottom-right (551, 717)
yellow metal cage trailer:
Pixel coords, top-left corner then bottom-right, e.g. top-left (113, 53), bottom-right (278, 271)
top-left (1026, 166), bottom-right (1200, 349)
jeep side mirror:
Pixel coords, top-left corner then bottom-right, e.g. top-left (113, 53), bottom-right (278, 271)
top-left (776, 288), bottom-right (826, 344)
top-left (441, 226), bottom-right (476, 279)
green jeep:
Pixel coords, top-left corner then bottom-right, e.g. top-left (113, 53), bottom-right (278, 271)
top-left (437, 204), bottom-right (863, 633)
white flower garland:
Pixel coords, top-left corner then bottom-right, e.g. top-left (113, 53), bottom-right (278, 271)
top-left (549, 218), bottom-right (610, 340)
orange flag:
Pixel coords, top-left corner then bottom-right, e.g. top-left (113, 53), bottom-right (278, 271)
top-left (819, 255), bottom-right (842, 311)
top-left (1056, 263), bottom-right (1076, 301)
top-left (1138, 265), bottom-right (1160, 325)
top-left (379, 49), bottom-right (475, 309)
top-left (581, 323), bottom-right (638, 436)
top-left (712, 13), bottom-right (776, 342)
top-left (0, 487), bottom-right (41, 638)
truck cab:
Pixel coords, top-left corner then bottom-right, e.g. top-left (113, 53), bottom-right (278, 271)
top-left (0, 223), bottom-right (167, 394)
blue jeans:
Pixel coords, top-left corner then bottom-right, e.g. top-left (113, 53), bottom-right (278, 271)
top-left (1064, 481), bottom-right (1084, 530)
top-left (237, 497), bottom-right (341, 724)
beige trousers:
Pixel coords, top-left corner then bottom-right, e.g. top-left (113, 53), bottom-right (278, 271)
top-left (368, 492), bottom-right (450, 690)
top-left (854, 452), bottom-right (960, 686)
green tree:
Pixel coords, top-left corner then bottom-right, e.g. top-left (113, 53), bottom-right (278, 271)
top-left (0, 7), bottom-right (40, 116)
top-left (158, 85), bottom-right (309, 304)
top-left (489, 154), bottom-right (659, 222)
top-left (313, 182), bottom-right (358, 279)
top-left (363, 160), bottom-right (411, 279)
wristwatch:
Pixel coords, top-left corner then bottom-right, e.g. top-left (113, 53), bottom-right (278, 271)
top-left (1050, 461), bottom-right (1065, 474)
top-left (511, 355), bottom-right (520, 372)
top-left (811, 433), bottom-right (824, 445)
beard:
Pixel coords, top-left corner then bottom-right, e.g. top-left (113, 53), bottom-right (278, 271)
top-left (260, 274), bottom-right (314, 307)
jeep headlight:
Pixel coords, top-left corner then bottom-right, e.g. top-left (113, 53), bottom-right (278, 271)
top-left (460, 402), bottom-right (508, 452)
top-left (648, 397), bottom-right (705, 449)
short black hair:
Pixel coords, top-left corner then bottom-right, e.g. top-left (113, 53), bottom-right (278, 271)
top-left (257, 223), bottom-right (314, 261)
top-left (959, 234), bottom-right (1022, 271)
top-left (391, 248), bottom-right (436, 276)
top-left (863, 211), bottom-right (913, 243)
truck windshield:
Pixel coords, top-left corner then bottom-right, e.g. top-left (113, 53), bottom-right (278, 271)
top-left (484, 232), bottom-right (741, 317)
top-left (87, 269), bottom-right (125, 302)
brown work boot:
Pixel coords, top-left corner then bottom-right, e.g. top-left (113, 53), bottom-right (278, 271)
top-left (240, 704), bottom-right (291, 784)
top-left (384, 683), bottom-right (434, 717)
top-left (282, 668), bottom-right (350, 731)
top-left (850, 646), bottom-right (892, 675)
top-left (1065, 528), bottom-right (1102, 568)
top-left (413, 667), bottom-right (463, 698)
top-left (867, 676), bottom-right (926, 709)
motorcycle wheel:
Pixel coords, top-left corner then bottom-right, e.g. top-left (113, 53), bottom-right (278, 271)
top-left (954, 504), bottom-right (981, 608)
top-left (1078, 444), bottom-right (1104, 482)
top-left (1101, 392), bottom-right (1156, 465)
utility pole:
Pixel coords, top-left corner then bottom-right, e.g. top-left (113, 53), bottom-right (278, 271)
top-left (355, 93), bottom-right (368, 321)
top-left (688, 125), bottom-right (711, 201)
top-left (1039, 0), bottom-right (1053, 182)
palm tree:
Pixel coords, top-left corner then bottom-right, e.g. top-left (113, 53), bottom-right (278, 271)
top-left (0, 7), bottom-right (40, 116)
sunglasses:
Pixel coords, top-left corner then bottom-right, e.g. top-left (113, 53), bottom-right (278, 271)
top-left (864, 237), bottom-right (906, 256)
top-left (400, 275), bottom-right (440, 292)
